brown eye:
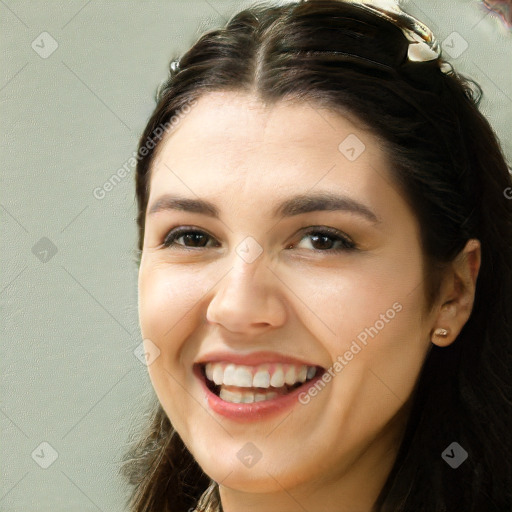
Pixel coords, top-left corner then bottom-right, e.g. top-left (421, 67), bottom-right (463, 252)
top-left (293, 226), bottom-right (356, 252)
top-left (163, 227), bottom-right (218, 249)
top-left (161, 225), bottom-right (356, 253)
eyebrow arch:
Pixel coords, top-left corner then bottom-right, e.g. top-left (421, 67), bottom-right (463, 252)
top-left (148, 191), bottom-right (381, 224)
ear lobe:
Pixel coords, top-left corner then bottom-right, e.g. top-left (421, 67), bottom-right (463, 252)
top-left (430, 239), bottom-right (481, 347)
top-left (431, 302), bottom-right (456, 346)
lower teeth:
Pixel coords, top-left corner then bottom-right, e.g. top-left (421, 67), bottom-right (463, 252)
top-left (220, 388), bottom-right (275, 403)
top-left (217, 382), bottom-right (302, 404)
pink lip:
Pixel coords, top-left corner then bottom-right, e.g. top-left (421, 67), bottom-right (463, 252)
top-left (195, 350), bottom-right (320, 367)
top-left (193, 363), bottom-right (326, 422)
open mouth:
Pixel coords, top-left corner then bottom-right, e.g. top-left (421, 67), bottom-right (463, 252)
top-left (198, 362), bottom-right (325, 404)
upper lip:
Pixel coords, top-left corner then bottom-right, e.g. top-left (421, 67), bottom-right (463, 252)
top-left (195, 350), bottom-right (323, 368)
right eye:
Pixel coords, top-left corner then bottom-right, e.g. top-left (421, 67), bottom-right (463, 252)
top-left (162, 226), bottom-right (219, 250)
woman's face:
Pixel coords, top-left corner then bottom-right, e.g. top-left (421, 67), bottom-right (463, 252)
top-left (138, 91), bottom-right (436, 503)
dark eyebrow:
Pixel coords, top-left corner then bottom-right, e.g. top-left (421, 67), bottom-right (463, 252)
top-left (274, 192), bottom-right (381, 224)
top-left (148, 191), bottom-right (381, 224)
top-left (149, 195), bottom-right (220, 218)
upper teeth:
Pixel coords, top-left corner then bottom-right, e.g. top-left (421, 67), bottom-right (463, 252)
top-left (204, 362), bottom-right (317, 388)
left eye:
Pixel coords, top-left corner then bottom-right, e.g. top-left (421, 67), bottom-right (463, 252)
top-left (293, 226), bottom-right (356, 252)
top-left (161, 226), bottom-right (356, 253)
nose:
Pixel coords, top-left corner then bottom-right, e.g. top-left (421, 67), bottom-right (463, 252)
top-left (205, 254), bottom-right (287, 335)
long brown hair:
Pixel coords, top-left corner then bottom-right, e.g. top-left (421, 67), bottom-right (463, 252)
top-left (120, 1), bottom-right (512, 510)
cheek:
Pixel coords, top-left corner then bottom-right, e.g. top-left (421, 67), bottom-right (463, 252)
top-left (308, 280), bottom-right (427, 449)
top-left (138, 265), bottom-right (207, 427)
top-left (138, 264), bottom-right (206, 343)
top-left (311, 256), bottom-right (428, 398)
top-left (330, 275), bottom-right (428, 421)
top-left (305, 259), bottom-right (424, 349)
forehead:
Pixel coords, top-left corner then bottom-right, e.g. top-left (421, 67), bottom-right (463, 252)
top-left (147, 91), bottom-right (395, 213)
top-left (153, 90), bottom-right (380, 160)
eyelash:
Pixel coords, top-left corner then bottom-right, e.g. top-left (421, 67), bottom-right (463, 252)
top-left (161, 225), bottom-right (357, 253)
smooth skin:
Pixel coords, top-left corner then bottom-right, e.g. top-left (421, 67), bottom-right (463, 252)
top-left (137, 91), bottom-right (481, 512)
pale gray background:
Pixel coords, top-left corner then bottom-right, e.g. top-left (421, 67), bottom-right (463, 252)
top-left (1, 0), bottom-right (511, 510)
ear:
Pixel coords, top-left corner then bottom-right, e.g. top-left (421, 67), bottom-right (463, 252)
top-left (430, 239), bottom-right (481, 347)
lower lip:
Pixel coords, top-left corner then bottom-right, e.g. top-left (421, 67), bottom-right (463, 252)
top-left (193, 365), bottom-right (326, 422)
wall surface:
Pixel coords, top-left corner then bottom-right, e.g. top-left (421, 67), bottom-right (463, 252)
top-left (1, 1), bottom-right (511, 510)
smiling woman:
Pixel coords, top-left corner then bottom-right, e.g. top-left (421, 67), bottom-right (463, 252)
top-left (119, 1), bottom-right (512, 511)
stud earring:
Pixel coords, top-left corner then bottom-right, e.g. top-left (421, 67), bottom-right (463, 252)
top-left (434, 328), bottom-right (449, 337)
